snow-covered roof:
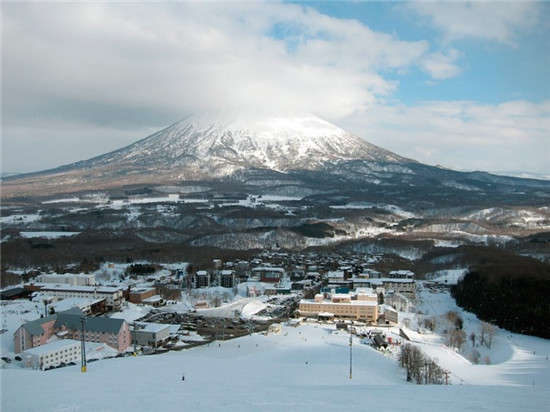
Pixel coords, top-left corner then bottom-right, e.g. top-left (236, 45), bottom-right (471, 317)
top-left (23, 339), bottom-right (81, 356)
top-left (52, 297), bottom-right (104, 312)
top-left (142, 295), bottom-right (162, 303)
top-left (135, 322), bottom-right (170, 334)
top-left (300, 299), bottom-right (377, 307)
top-left (36, 284), bottom-right (123, 293)
top-left (252, 266), bottom-right (284, 272)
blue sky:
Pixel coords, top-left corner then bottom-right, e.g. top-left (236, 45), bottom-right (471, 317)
top-left (2, 1), bottom-right (549, 175)
top-left (290, 1), bottom-right (550, 105)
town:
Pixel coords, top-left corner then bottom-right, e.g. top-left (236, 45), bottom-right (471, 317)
top-left (2, 250), bottom-right (421, 371)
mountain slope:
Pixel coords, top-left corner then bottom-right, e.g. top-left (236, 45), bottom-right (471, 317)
top-left (3, 112), bottom-right (550, 201)
top-left (70, 113), bottom-right (407, 173)
top-left (2, 113), bottom-right (410, 197)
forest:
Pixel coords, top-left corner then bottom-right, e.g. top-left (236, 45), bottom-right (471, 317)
top-left (451, 257), bottom-right (550, 339)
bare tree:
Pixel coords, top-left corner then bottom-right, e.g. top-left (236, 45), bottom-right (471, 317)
top-left (448, 329), bottom-right (466, 350)
top-left (469, 332), bottom-right (476, 347)
top-left (446, 311), bottom-right (463, 330)
top-left (480, 322), bottom-right (496, 348)
top-left (399, 344), bottom-right (445, 384)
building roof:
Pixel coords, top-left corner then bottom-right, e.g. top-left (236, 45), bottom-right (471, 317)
top-left (252, 267), bottom-right (284, 272)
top-left (300, 299), bottom-right (377, 307)
top-left (368, 278), bottom-right (415, 285)
top-left (22, 339), bottom-right (81, 356)
top-left (130, 287), bottom-right (156, 294)
top-left (52, 298), bottom-right (105, 312)
top-left (36, 284), bottom-right (122, 293)
top-left (135, 322), bottom-right (170, 334)
top-left (0, 287), bottom-right (27, 299)
top-left (21, 315), bottom-right (57, 336)
top-left (54, 310), bottom-right (126, 334)
top-left (142, 295), bottom-right (162, 303)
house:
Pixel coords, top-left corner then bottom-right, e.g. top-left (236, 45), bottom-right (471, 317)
top-left (388, 270), bottom-right (415, 279)
top-left (326, 271), bottom-right (352, 289)
top-left (14, 308), bottom-right (131, 353)
top-left (142, 295), bottom-right (164, 307)
top-left (379, 304), bottom-right (399, 324)
top-left (251, 267), bottom-right (285, 283)
top-left (21, 339), bottom-right (81, 370)
top-left (128, 287), bottom-right (157, 304)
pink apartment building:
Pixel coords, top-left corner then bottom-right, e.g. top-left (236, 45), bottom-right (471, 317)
top-left (14, 308), bottom-right (131, 354)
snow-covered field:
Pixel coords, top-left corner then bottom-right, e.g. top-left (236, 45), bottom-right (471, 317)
top-left (2, 322), bottom-right (549, 411)
top-left (20, 231), bottom-right (81, 239)
top-left (0, 213), bottom-right (41, 225)
top-left (406, 283), bottom-right (550, 388)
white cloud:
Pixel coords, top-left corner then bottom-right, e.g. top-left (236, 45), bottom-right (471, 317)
top-left (421, 49), bottom-right (462, 79)
top-left (340, 100), bottom-right (550, 174)
top-left (2, 1), bottom-right (543, 176)
top-left (3, 1), bottom-right (458, 172)
top-left (1, 2), bottom-right (428, 122)
top-left (407, 0), bottom-right (541, 44)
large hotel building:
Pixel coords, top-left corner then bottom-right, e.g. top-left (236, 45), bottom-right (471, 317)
top-left (298, 291), bottom-right (379, 322)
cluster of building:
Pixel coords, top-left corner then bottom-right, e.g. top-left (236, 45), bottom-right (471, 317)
top-left (4, 250), bottom-right (416, 370)
top-left (13, 306), bottom-right (181, 370)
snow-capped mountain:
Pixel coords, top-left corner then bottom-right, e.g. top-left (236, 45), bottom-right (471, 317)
top-left (3, 111), bottom-right (550, 200)
top-left (71, 112), bottom-right (407, 176)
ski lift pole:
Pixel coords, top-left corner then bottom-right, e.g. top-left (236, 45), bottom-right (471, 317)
top-left (80, 316), bottom-right (87, 373)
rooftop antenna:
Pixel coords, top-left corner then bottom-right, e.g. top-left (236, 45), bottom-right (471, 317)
top-left (80, 316), bottom-right (87, 373)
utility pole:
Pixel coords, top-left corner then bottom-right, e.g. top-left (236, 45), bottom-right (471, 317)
top-left (43, 298), bottom-right (50, 317)
top-left (132, 321), bottom-right (137, 355)
top-left (349, 326), bottom-right (353, 380)
top-left (80, 316), bottom-right (87, 373)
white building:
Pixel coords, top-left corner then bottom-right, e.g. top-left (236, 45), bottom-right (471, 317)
top-left (51, 297), bottom-right (105, 316)
top-left (22, 339), bottom-right (81, 370)
top-left (131, 322), bottom-right (172, 347)
top-left (367, 278), bottom-right (416, 295)
top-left (38, 273), bottom-right (96, 286)
top-left (36, 285), bottom-right (123, 310)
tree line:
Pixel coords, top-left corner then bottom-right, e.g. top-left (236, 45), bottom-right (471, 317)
top-left (451, 263), bottom-right (550, 339)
